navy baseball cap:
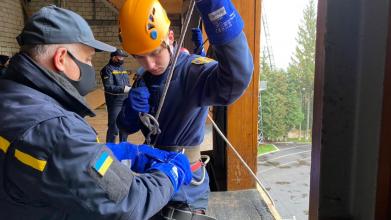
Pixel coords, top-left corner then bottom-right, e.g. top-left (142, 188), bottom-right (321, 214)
top-left (111, 49), bottom-right (128, 57)
top-left (16, 5), bottom-right (115, 52)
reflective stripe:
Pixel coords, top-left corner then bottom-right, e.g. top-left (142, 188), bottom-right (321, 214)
top-left (0, 136), bottom-right (10, 153)
top-left (96, 137), bottom-right (101, 143)
top-left (112, 70), bottom-right (128, 75)
top-left (15, 149), bottom-right (47, 172)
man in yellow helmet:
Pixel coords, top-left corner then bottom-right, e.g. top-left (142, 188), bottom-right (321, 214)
top-left (115, 0), bottom-right (254, 218)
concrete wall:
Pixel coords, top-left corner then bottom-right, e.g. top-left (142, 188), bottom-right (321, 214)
top-left (0, 0), bottom-right (24, 56)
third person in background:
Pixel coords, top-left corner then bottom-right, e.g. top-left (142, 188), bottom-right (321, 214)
top-left (100, 49), bottom-right (131, 143)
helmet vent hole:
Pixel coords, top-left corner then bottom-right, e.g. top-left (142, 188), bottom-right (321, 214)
top-left (149, 15), bottom-right (154, 22)
top-left (148, 23), bottom-right (155, 30)
top-left (152, 7), bottom-right (156, 15)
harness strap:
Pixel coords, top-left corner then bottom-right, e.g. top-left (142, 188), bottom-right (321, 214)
top-left (157, 146), bottom-right (209, 185)
top-left (157, 145), bottom-right (201, 164)
top-left (191, 161), bottom-right (203, 172)
top-left (160, 206), bottom-right (216, 220)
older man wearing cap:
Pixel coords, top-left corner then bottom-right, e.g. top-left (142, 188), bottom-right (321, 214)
top-left (0, 5), bottom-right (193, 220)
top-left (100, 49), bottom-right (131, 143)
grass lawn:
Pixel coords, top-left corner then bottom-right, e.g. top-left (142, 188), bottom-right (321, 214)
top-left (258, 144), bottom-right (279, 156)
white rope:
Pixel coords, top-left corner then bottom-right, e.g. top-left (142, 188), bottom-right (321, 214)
top-left (207, 114), bottom-right (275, 207)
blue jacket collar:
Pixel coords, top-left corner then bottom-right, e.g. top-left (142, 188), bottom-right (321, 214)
top-left (4, 53), bottom-right (95, 117)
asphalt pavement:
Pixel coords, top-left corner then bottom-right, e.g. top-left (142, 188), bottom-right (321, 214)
top-left (257, 143), bottom-right (311, 220)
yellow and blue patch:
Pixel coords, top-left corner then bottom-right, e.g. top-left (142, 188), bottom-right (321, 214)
top-left (93, 151), bottom-right (113, 176)
top-left (191, 57), bottom-right (215, 65)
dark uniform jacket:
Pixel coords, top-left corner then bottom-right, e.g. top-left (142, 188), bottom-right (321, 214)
top-left (118, 32), bottom-right (254, 147)
top-left (0, 53), bottom-right (173, 220)
top-left (0, 66), bottom-right (7, 78)
top-left (100, 60), bottom-right (130, 106)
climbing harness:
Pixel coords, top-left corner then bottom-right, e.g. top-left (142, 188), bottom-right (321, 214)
top-left (104, 91), bottom-right (129, 96)
top-left (191, 155), bottom-right (210, 186)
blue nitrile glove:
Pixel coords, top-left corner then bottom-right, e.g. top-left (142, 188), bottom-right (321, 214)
top-left (129, 86), bottom-right (150, 113)
top-left (147, 152), bottom-right (192, 192)
top-left (195, 0), bottom-right (244, 45)
top-left (108, 142), bottom-right (175, 173)
top-left (107, 142), bottom-right (153, 173)
top-left (107, 142), bottom-right (137, 162)
top-left (191, 28), bottom-right (206, 56)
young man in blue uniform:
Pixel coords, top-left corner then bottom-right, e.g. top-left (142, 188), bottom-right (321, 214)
top-left (0, 5), bottom-right (192, 220)
top-left (115, 0), bottom-right (254, 218)
top-left (100, 49), bottom-right (131, 143)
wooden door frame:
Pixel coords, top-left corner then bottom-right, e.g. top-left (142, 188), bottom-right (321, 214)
top-left (375, 2), bottom-right (391, 219)
top-left (309, 0), bottom-right (326, 219)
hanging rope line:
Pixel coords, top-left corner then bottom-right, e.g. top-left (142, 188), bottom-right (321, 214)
top-left (207, 114), bottom-right (275, 207)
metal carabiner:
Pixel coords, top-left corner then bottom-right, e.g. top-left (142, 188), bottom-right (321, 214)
top-left (139, 112), bottom-right (161, 145)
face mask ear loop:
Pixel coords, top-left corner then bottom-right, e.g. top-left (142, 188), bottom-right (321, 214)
top-left (66, 51), bottom-right (83, 81)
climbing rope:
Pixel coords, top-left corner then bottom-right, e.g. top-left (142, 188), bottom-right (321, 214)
top-left (207, 114), bottom-right (275, 207)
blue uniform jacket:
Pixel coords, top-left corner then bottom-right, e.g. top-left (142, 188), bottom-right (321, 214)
top-left (0, 53), bottom-right (173, 220)
top-left (100, 60), bottom-right (130, 105)
top-left (117, 32), bottom-right (254, 147)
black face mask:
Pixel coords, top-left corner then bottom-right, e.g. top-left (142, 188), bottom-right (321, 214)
top-left (63, 51), bottom-right (97, 96)
top-left (116, 60), bottom-right (124, 65)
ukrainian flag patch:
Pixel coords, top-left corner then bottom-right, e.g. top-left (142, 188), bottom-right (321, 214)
top-left (93, 151), bottom-right (113, 176)
top-left (191, 57), bottom-right (215, 65)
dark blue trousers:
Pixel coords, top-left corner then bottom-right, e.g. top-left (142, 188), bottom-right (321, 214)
top-left (106, 99), bottom-right (128, 143)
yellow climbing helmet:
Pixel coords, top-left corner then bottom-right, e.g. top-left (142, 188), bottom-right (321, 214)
top-left (119, 0), bottom-right (171, 55)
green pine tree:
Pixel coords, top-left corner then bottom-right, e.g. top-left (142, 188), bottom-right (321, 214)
top-left (288, 0), bottom-right (317, 136)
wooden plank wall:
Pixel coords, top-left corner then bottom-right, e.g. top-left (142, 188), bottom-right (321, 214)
top-left (226, 0), bottom-right (261, 190)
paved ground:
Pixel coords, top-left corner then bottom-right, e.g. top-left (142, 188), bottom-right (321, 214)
top-left (257, 143), bottom-right (311, 220)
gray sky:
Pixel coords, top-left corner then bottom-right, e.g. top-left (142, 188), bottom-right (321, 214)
top-left (262, 0), bottom-right (310, 69)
